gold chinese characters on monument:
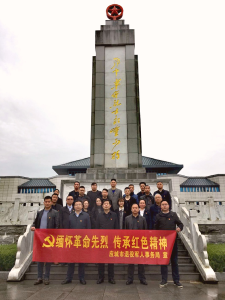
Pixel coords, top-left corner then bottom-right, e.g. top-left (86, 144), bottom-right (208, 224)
top-left (110, 58), bottom-right (121, 160)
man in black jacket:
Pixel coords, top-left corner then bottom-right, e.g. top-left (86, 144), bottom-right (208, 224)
top-left (155, 200), bottom-right (183, 288)
top-left (87, 182), bottom-right (102, 210)
top-left (59, 195), bottom-right (74, 229)
top-left (149, 194), bottom-right (162, 229)
top-left (68, 181), bottom-right (80, 201)
top-left (51, 193), bottom-right (63, 212)
top-left (76, 186), bottom-right (91, 205)
top-left (96, 199), bottom-right (119, 284)
top-left (153, 181), bottom-right (172, 209)
top-left (62, 200), bottom-right (91, 285)
top-left (125, 203), bottom-right (148, 285)
top-left (54, 189), bottom-right (63, 206)
top-left (31, 196), bottom-right (59, 285)
top-left (124, 187), bottom-right (137, 216)
top-left (140, 185), bottom-right (154, 210)
top-left (137, 182), bottom-right (146, 202)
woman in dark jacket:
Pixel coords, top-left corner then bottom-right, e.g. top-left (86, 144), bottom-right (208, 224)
top-left (91, 197), bottom-right (103, 229)
top-left (82, 199), bottom-right (92, 217)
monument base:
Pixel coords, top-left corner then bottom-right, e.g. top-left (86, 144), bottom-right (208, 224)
top-left (75, 168), bottom-right (157, 181)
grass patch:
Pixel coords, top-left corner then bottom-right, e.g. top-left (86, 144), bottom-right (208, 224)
top-left (207, 243), bottom-right (225, 272)
top-left (0, 244), bottom-right (17, 271)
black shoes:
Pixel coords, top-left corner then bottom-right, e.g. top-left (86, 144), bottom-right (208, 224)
top-left (126, 280), bottom-right (133, 285)
top-left (108, 279), bottom-right (116, 284)
top-left (97, 278), bottom-right (104, 284)
top-left (80, 279), bottom-right (86, 285)
top-left (140, 279), bottom-right (148, 285)
top-left (174, 282), bottom-right (183, 288)
top-left (159, 281), bottom-right (168, 288)
top-left (61, 280), bottom-right (72, 284)
top-left (34, 279), bottom-right (43, 285)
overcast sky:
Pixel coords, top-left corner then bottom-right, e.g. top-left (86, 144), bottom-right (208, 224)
top-left (0, 0), bottom-right (225, 178)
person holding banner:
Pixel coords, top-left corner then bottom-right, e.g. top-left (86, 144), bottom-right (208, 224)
top-left (61, 200), bottom-right (91, 285)
top-left (155, 200), bottom-right (183, 288)
top-left (125, 203), bottom-right (148, 285)
top-left (96, 199), bottom-right (119, 284)
top-left (31, 196), bottom-right (59, 285)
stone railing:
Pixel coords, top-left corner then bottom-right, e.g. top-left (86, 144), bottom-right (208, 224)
top-left (172, 196), bottom-right (217, 281)
top-left (0, 198), bottom-right (44, 226)
top-left (7, 225), bottom-right (34, 281)
top-left (184, 197), bottom-right (225, 223)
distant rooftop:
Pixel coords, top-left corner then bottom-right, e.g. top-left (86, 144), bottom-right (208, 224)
top-left (180, 177), bottom-right (219, 187)
top-left (18, 179), bottom-right (56, 188)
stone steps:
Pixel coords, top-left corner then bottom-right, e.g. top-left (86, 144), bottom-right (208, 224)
top-left (23, 238), bottom-right (201, 282)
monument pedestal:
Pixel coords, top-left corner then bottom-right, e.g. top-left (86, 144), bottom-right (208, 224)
top-left (75, 168), bottom-right (156, 181)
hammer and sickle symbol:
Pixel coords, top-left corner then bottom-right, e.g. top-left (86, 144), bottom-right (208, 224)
top-left (42, 234), bottom-right (55, 248)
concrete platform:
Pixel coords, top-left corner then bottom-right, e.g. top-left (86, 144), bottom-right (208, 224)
top-left (0, 280), bottom-right (224, 300)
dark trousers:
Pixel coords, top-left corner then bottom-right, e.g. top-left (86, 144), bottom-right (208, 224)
top-left (37, 262), bottom-right (51, 280)
top-left (161, 240), bottom-right (179, 283)
top-left (128, 264), bottom-right (146, 281)
top-left (66, 263), bottom-right (85, 281)
top-left (98, 263), bottom-right (114, 280)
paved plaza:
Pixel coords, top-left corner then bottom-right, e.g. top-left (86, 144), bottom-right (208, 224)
top-left (0, 280), bottom-right (225, 300)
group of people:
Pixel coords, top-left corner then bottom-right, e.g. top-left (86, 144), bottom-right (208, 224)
top-left (31, 179), bottom-right (183, 288)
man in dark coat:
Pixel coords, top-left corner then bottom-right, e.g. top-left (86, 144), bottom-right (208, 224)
top-left (137, 182), bottom-right (146, 202)
top-left (76, 186), bottom-right (91, 206)
top-left (51, 193), bottom-right (62, 213)
top-left (68, 181), bottom-right (80, 201)
top-left (87, 182), bottom-right (102, 210)
top-left (59, 195), bottom-right (74, 229)
top-left (155, 200), bottom-right (183, 288)
top-left (54, 189), bottom-right (63, 206)
top-left (140, 185), bottom-right (154, 210)
top-left (96, 199), bottom-right (119, 284)
top-left (31, 196), bottom-right (59, 285)
top-left (149, 194), bottom-right (162, 229)
top-left (62, 200), bottom-right (91, 285)
top-left (125, 203), bottom-right (148, 285)
top-left (123, 187), bottom-right (137, 216)
top-left (153, 181), bottom-right (172, 209)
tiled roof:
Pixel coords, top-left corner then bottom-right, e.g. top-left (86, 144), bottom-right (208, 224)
top-left (55, 157), bottom-right (90, 167)
top-left (180, 178), bottom-right (219, 187)
top-left (142, 156), bottom-right (182, 167)
top-left (19, 179), bottom-right (56, 188)
top-left (54, 156), bottom-right (182, 168)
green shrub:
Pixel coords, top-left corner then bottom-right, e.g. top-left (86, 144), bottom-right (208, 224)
top-left (0, 244), bottom-right (17, 271)
top-left (207, 243), bottom-right (225, 272)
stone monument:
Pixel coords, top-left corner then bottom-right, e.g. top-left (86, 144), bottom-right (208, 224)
top-left (90, 4), bottom-right (142, 170)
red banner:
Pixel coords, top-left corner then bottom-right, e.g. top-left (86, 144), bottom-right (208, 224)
top-left (33, 229), bottom-right (176, 265)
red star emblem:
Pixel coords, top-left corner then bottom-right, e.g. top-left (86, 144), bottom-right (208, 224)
top-left (106, 4), bottom-right (123, 21)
